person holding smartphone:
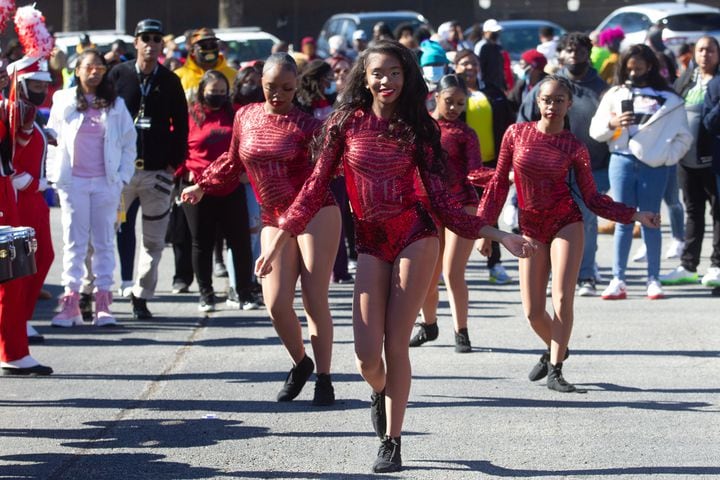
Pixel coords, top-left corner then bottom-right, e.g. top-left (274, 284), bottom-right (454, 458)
top-left (590, 44), bottom-right (692, 300)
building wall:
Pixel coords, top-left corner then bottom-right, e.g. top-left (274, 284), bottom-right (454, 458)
top-left (14, 0), bottom-right (720, 49)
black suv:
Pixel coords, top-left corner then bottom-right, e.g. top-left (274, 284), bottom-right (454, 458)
top-left (317, 11), bottom-right (431, 57)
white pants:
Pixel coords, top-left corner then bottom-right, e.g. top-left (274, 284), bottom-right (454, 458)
top-left (58, 176), bottom-right (122, 292)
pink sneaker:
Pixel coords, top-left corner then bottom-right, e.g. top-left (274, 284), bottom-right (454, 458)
top-left (51, 292), bottom-right (83, 327)
top-left (94, 290), bottom-right (117, 326)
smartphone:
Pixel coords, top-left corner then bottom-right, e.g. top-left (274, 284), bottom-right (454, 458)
top-left (620, 99), bottom-right (634, 114)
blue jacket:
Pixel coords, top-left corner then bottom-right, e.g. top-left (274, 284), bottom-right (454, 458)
top-left (702, 75), bottom-right (720, 175)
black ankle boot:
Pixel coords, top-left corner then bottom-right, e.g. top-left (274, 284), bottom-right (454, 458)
top-left (454, 328), bottom-right (471, 353)
top-left (547, 362), bottom-right (578, 393)
top-left (528, 348), bottom-right (570, 382)
top-left (277, 355), bottom-right (314, 402)
top-left (372, 435), bottom-right (402, 473)
top-left (312, 373), bottom-right (335, 406)
top-left (370, 388), bottom-right (386, 439)
top-left (409, 322), bottom-right (438, 347)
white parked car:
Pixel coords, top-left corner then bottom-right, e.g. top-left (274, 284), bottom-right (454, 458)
top-left (595, 2), bottom-right (720, 53)
top-left (54, 30), bottom-right (136, 59)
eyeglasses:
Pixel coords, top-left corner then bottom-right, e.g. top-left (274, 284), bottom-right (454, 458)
top-left (80, 65), bottom-right (107, 74)
top-left (140, 34), bottom-right (163, 44)
top-left (539, 96), bottom-right (567, 106)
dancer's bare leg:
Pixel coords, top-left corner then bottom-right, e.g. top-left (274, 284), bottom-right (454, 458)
top-left (549, 222), bottom-right (584, 365)
top-left (260, 226), bottom-right (304, 364)
top-left (297, 206), bottom-right (341, 374)
top-left (519, 239), bottom-right (552, 346)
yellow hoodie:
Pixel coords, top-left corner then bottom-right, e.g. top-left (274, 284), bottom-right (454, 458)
top-left (175, 54), bottom-right (238, 99)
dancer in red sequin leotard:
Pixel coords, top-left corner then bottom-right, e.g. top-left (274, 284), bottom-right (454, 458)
top-left (182, 54), bottom-right (341, 406)
top-left (412, 74), bottom-right (494, 353)
top-left (256, 42), bottom-right (534, 474)
top-left (479, 76), bottom-right (659, 393)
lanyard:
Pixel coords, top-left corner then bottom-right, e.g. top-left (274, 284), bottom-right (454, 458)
top-left (135, 64), bottom-right (158, 116)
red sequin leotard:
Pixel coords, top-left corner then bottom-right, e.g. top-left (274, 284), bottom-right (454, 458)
top-left (280, 109), bottom-right (489, 263)
top-left (197, 103), bottom-right (335, 227)
top-left (479, 122), bottom-right (636, 244)
top-left (437, 118), bottom-right (493, 206)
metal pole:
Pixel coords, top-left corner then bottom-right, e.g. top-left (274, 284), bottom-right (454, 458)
top-left (116, 0), bottom-right (126, 33)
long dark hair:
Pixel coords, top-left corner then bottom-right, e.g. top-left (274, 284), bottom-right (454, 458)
top-left (189, 69), bottom-right (233, 125)
top-left (296, 59), bottom-right (331, 108)
top-left (75, 49), bottom-right (116, 111)
top-left (313, 40), bottom-right (444, 173)
top-left (615, 44), bottom-right (673, 92)
top-left (231, 65), bottom-right (263, 106)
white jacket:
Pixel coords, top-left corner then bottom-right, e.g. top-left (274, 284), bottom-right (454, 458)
top-left (46, 87), bottom-right (137, 189)
top-left (589, 85), bottom-right (692, 167)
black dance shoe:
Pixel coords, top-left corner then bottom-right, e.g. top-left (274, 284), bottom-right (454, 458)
top-left (370, 388), bottom-right (387, 439)
top-left (547, 362), bottom-right (585, 393)
top-left (409, 322), bottom-right (438, 347)
top-left (372, 435), bottom-right (402, 473)
top-left (1, 364), bottom-right (53, 376)
top-left (528, 348), bottom-right (570, 382)
top-left (454, 328), bottom-right (472, 353)
top-left (276, 355), bottom-right (314, 402)
top-left (312, 373), bottom-right (335, 406)
top-left (131, 293), bottom-right (153, 320)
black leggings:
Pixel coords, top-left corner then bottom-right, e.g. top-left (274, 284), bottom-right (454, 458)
top-left (182, 186), bottom-right (252, 298)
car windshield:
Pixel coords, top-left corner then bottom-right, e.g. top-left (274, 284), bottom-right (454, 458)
top-left (664, 13), bottom-right (720, 31)
top-left (224, 38), bottom-right (276, 63)
top-left (500, 25), bottom-right (560, 60)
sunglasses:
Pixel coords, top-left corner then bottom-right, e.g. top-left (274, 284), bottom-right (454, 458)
top-left (80, 65), bottom-right (107, 74)
top-left (140, 34), bottom-right (163, 44)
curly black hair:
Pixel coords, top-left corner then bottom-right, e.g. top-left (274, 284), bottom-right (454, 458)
top-left (556, 32), bottom-right (593, 54)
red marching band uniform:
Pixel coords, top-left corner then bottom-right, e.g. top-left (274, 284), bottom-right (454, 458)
top-left (0, 56), bottom-right (53, 375)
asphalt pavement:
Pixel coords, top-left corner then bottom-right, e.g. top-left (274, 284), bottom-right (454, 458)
top-left (1, 205), bottom-right (718, 480)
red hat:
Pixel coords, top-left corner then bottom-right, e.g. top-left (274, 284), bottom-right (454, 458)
top-left (521, 49), bottom-right (547, 70)
top-left (301, 36), bottom-right (315, 46)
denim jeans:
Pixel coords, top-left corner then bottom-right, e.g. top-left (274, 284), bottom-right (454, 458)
top-left (664, 164), bottom-right (685, 241)
top-left (572, 168), bottom-right (609, 281)
top-left (608, 154), bottom-right (669, 281)
top-left (228, 183), bottom-right (261, 288)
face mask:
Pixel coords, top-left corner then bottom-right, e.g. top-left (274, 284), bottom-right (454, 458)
top-left (198, 49), bottom-right (219, 64)
top-left (324, 81), bottom-right (337, 96)
top-left (240, 84), bottom-right (263, 101)
top-left (629, 72), bottom-right (649, 86)
top-left (565, 61), bottom-right (588, 77)
top-left (205, 93), bottom-right (226, 109)
top-left (423, 65), bottom-right (445, 84)
top-left (27, 91), bottom-right (47, 106)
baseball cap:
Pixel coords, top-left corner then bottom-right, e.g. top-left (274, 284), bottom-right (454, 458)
top-left (521, 49), bottom-right (547, 70)
top-left (352, 30), bottom-right (367, 42)
top-left (482, 19), bottom-right (503, 33)
top-left (135, 19), bottom-right (163, 36)
top-left (191, 27), bottom-right (218, 46)
top-left (301, 36), bottom-right (316, 47)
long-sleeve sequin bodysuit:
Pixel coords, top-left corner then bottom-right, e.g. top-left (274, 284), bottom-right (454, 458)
top-left (280, 109), bottom-right (489, 263)
top-left (437, 118), bottom-right (493, 206)
top-left (197, 103), bottom-right (335, 227)
top-left (480, 122), bottom-right (636, 244)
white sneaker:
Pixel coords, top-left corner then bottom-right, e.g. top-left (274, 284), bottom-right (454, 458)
top-left (701, 266), bottom-right (720, 287)
top-left (117, 280), bottom-right (134, 298)
top-left (647, 278), bottom-right (665, 300)
top-left (601, 278), bottom-right (627, 300)
top-left (660, 266), bottom-right (699, 286)
top-left (577, 280), bottom-right (597, 297)
top-left (665, 239), bottom-right (684, 259)
top-left (632, 244), bottom-right (647, 263)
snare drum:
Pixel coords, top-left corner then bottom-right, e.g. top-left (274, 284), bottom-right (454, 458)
top-left (0, 226), bottom-right (14, 283)
top-left (9, 227), bottom-right (37, 279)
